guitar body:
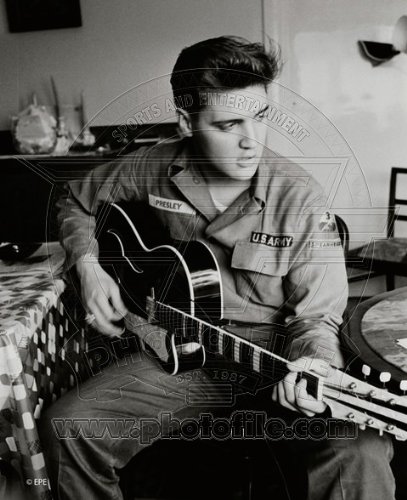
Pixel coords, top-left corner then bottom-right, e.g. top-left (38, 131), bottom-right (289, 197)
top-left (96, 202), bottom-right (223, 374)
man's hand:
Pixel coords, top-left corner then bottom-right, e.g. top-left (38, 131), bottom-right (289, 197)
top-left (76, 260), bottom-right (128, 337)
top-left (271, 357), bottom-right (331, 417)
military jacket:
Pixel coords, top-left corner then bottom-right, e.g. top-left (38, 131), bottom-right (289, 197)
top-left (57, 138), bottom-right (348, 365)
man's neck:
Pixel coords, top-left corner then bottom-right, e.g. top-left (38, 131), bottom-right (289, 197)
top-left (206, 177), bottom-right (252, 211)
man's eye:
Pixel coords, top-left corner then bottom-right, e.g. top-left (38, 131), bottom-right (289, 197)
top-left (255, 112), bottom-right (267, 121)
top-left (255, 107), bottom-right (269, 121)
top-left (219, 122), bottom-right (236, 131)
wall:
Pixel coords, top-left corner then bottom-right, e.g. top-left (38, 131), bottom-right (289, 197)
top-left (0, 0), bottom-right (262, 130)
top-left (265, 0), bottom-right (407, 294)
top-left (1, 0), bottom-right (406, 294)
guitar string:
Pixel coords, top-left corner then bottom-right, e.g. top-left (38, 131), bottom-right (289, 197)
top-left (159, 302), bottom-right (325, 382)
top-left (157, 301), bottom-right (290, 380)
top-left (155, 302), bottom-right (403, 411)
top-left (154, 304), bottom-right (407, 431)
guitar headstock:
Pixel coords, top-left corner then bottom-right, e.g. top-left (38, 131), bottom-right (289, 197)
top-left (315, 366), bottom-right (407, 440)
top-left (325, 398), bottom-right (407, 441)
top-left (326, 366), bottom-right (407, 409)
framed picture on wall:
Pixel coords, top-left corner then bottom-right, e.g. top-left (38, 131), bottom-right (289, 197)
top-left (5, 0), bottom-right (82, 33)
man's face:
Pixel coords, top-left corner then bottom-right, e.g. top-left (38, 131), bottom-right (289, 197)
top-left (189, 84), bottom-right (269, 182)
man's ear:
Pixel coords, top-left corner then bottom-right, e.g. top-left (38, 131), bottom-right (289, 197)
top-left (177, 108), bottom-right (193, 138)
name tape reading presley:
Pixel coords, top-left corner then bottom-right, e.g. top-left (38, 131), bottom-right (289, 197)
top-left (149, 194), bottom-right (196, 215)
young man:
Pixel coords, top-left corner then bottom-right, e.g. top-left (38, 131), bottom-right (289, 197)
top-left (39, 36), bottom-right (395, 499)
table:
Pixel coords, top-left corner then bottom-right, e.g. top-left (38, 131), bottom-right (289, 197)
top-left (0, 243), bottom-right (92, 500)
top-left (343, 288), bottom-right (407, 499)
top-left (343, 287), bottom-right (407, 383)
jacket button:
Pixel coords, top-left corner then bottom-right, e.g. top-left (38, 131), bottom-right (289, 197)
top-left (193, 177), bottom-right (200, 184)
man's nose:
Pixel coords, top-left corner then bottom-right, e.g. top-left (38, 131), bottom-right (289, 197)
top-left (239, 123), bottom-right (258, 149)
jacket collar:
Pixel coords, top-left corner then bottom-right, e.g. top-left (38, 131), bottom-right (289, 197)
top-left (168, 138), bottom-right (267, 218)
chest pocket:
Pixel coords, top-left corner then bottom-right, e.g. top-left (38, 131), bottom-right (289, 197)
top-left (148, 208), bottom-right (196, 242)
top-left (231, 241), bottom-right (290, 307)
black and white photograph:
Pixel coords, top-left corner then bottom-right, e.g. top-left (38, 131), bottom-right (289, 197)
top-left (1, 1), bottom-right (407, 499)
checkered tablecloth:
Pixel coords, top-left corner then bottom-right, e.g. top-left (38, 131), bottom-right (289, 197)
top-left (0, 251), bottom-right (92, 500)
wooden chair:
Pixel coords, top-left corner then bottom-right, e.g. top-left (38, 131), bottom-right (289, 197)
top-left (346, 167), bottom-right (407, 290)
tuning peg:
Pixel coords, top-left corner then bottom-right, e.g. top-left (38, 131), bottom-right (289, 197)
top-left (362, 364), bottom-right (371, 379)
top-left (400, 380), bottom-right (407, 395)
top-left (379, 372), bottom-right (391, 387)
top-left (359, 423), bottom-right (366, 431)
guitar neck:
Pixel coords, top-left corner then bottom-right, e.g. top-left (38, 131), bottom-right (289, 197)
top-left (155, 300), bottom-right (321, 394)
top-left (154, 300), bottom-right (407, 441)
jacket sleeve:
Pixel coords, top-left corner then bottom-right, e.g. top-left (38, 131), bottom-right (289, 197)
top-left (282, 196), bottom-right (349, 369)
top-left (56, 149), bottom-right (149, 272)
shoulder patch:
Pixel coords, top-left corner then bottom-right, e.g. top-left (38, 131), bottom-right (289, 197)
top-left (308, 238), bottom-right (342, 249)
top-left (318, 211), bottom-right (337, 232)
top-left (250, 232), bottom-right (293, 248)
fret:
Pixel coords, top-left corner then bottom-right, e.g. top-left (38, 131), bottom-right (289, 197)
top-left (201, 323), bottom-right (212, 350)
top-left (181, 314), bottom-right (186, 338)
top-left (197, 322), bottom-right (203, 345)
top-left (217, 329), bottom-right (223, 354)
top-left (204, 325), bottom-right (219, 354)
top-left (252, 351), bottom-right (260, 373)
top-left (241, 343), bottom-right (254, 368)
top-left (260, 351), bottom-right (275, 379)
top-left (222, 333), bottom-right (234, 360)
top-left (163, 307), bottom-right (171, 330)
top-left (173, 308), bottom-right (182, 332)
top-left (233, 339), bottom-right (240, 363)
top-left (162, 305), bottom-right (183, 334)
top-left (185, 315), bottom-right (196, 342)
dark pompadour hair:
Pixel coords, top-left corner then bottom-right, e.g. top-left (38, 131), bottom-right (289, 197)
top-left (170, 35), bottom-right (281, 112)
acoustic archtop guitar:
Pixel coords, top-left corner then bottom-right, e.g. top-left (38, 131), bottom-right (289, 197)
top-left (94, 201), bottom-right (407, 441)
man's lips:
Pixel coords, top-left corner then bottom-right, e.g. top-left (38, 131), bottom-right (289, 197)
top-left (237, 155), bottom-right (257, 164)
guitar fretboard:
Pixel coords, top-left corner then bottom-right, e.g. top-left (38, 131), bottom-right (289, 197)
top-left (155, 301), bottom-right (304, 385)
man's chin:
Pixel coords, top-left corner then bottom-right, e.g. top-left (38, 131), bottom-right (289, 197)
top-left (229, 170), bottom-right (258, 182)
top-left (234, 162), bottom-right (259, 178)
